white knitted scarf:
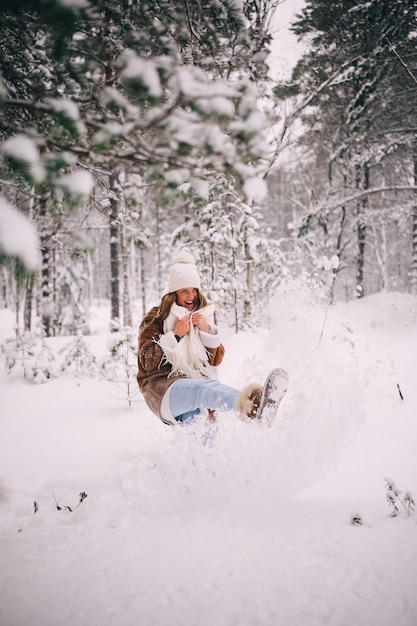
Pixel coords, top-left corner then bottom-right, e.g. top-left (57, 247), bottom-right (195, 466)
top-left (157, 302), bottom-right (217, 379)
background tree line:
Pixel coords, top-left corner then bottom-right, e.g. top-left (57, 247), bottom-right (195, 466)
top-left (273, 0), bottom-right (417, 300)
top-left (1, 0), bottom-right (416, 340)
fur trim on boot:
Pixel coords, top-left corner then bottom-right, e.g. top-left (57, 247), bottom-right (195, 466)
top-left (235, 383), bottom-right (262, 419)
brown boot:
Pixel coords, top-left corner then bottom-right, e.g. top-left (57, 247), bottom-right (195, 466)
top-left (207, 409), bottom-right (217, 423)
top-left (235, 383), bottom-right (262, 419)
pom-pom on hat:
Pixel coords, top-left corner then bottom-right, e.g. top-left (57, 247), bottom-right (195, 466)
top-left (165, 250), bottom-right (201, 294)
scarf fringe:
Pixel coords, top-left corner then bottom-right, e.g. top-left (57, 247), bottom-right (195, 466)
top-left (157, 303), bottom-right (217, 379)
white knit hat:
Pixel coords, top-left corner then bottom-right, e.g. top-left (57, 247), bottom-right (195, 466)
top-left (165, 250), bottom-right (201, 294)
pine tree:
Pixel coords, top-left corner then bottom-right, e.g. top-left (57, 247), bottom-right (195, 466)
top-left (60, 333), bottom-right (97, 377)
top-left (172, 174), bottom-right (281, 330)
top-left (99, 323), bottom-right (138, 408)
top-left (2, 328), bottom-right (56, 383)
top-left (273, 0), bottom-right (417, 297)
top-left (0, 0), bottom-right (277, 331)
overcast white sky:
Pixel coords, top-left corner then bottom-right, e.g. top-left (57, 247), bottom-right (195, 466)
top-left (269, 0), bottom-right (306, 80)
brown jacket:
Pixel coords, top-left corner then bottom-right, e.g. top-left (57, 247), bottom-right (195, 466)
top-left (137, 306), bottom-right (225, 424)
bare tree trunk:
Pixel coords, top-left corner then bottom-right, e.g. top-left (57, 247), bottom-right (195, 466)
top-left (228, 212), bottom-right (239, 333)
top-left (86, 251), bottom-right (93, 308)
top-left (23, 191), bottom-right (35, 331)
top-left (14, 269), bottom-right (21, 330)
top-left (155, 201), bottom-right (162, 296)
top-left (23, 272), bottom-right (35, 331)
top-left (411, 148), bottom-right (417, 295)
top-left (140, 247), bottom-right (146, 318)
top-left (109, 171), bottom-right (120, 328)
top-left (39, 195), bottom-right (53, 336)
top-left (121, 224), bottom-right (132, 327)
top-left (355, 163), bottom-right (368, 298)
top-left (335, 173), bottom-right (347, 261)
top-left (104, 31), bottom-right (121, 329)
top-left (371, 222), bottom-right (389, 291)
top-left (411, 207), bottom-right (417, 295)
top-left (0, 267), bottom-right (7, 308)
top-left (243, 216), bottom-right (254, 324)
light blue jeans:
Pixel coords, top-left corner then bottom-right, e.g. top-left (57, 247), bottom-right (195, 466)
top-left (169, 378), bottom-right (239, 423)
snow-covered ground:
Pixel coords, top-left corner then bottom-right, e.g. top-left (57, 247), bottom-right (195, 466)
top-left (1, 291), bottom-right (417, 626)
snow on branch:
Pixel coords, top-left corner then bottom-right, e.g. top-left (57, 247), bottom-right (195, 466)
top-left (2, 134), bottom-right (46, 183)
top-left (0, 195), bottom-right (40, 271)
top-left (308, 185), bottom-right (417, 217)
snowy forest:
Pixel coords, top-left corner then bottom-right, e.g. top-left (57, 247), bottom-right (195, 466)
top-left (1, 0), bottom-right (417, 338)
top-left (2, 4), bottom-right (417, 625)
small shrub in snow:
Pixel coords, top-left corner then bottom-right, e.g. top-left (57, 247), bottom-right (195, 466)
top-left (60, 332), bottom-right (98, 377)
top-left (384, 477), bottom-right (415, 517)
top-left (53, 492), bottom-right (88, 512)
top-left (99, 322), bottom-right (139, 407)
top-left (350, 512), bottom-right (363, 526)
top-left (2, 329), bottom-right (56, 383)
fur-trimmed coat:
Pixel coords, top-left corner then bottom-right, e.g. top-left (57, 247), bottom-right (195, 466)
top-left (137, 306), bottom-right (225, 424)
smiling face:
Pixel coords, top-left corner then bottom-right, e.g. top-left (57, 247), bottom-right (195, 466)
top-left (175, 287), bottom-right (198, 311)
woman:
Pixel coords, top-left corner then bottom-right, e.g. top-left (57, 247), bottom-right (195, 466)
top-left (137, 250), bottom-right (262, 425)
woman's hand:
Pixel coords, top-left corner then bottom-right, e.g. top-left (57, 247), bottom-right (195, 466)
top-left (174, 315), bottom-right (191, 337)
top-left (191, 312), bottom-right (210, 333)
